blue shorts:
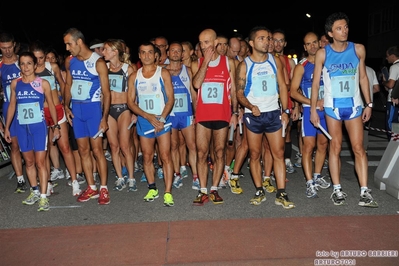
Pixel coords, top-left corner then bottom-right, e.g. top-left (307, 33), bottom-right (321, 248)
top-left (324, 106), bottom-right (362, 121)
top-left (71, 101), bottom-right (102, 139)
top-left (302, 107), bottom-right (327, 137)
top-left (171, 115), bottom-right (193, 130)
top-left (244, 109), bottom-right (282, 134)
top-left (16, 121), bottom-right (48, 152)
top-left (136, 116), bottom-right (171, 138)
top-left (3, 102), bottom-right (18, 137)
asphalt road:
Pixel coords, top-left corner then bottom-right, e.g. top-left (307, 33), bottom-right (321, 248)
top-left (1, 109), bottom-right (398, 230)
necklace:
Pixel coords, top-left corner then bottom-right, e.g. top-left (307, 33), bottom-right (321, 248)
top-left (110, 62), bottom-right (122, 69)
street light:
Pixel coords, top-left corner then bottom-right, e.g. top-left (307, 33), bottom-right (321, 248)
top-left (306, 13), bottom-right (314, 31)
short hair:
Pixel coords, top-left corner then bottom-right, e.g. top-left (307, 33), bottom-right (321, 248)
top-left (18, 51), bottom-right (37, 66)
top-left (63, 28), bottom-right (86, 44)
top-left (386, 45), bottom-right (399, 57)
top-left (325, 12), bottom-right (349, 35)
top-left (0, 31), bottom-right (15, 43)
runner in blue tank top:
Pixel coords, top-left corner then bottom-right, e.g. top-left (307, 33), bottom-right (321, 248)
top-left (310, 12), bottom-right (378, 208)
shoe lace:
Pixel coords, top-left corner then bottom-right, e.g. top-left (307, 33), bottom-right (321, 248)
top-left (361, 189), bottom-right (373, 200)
top-left (331, 190), bottom-right (347, 199)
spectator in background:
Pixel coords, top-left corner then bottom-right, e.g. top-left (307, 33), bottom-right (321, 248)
top-left (382, 45), bottom-right (399, 137)
top-left (89, 39), bottom-right (104, 57)
top-left (319, 34), bottom-right (330, 48)
top-left (363, 66), bottom-right (380, 151)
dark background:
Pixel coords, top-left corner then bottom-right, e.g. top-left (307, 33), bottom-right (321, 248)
top-left (1, 7), bottom-right (367, 63)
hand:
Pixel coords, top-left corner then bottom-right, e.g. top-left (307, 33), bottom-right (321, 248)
top-left (251, 105), bottom-right (260, 117)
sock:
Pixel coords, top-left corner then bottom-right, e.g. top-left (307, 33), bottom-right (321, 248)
top-left (90, 185), bottom-right (97, 190)
top-left (148, 183), bottom-right (157, 190)
top-left (284, 141), bottom-right (292, 159)
top-left (210, 186), bottom-right (218, 191)
top-left (180, 165), bottom-right (187, 171)
top-left (32, 186), bottom-right (39, 192)
top-left (193, 174), bottom-right (198, 180)
top-left (200, 187), bottom-right (207, 194)
top-left (313, 173), bottom-right (321, 179)
top-left (17, 175), bottom-right (24, 182)
top-left (100, 185), bottom-right (108, 190)
top-left (306, 180), bottom-right (313, 186)
top-left (360, 187), bottom-right (368, 195)
top-left (40, 194), bottom-right (47, 199)
top-left (277, 189), bottom-right (285, 197)
top-left (256, 186), bottom-right (263, 191)
top-left (333, 184), bottom-right (341, 191)
top-left (263, 176), bottom-right (270, 181)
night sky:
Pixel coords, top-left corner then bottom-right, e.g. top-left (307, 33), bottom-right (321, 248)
top-left (1, 8), bottom-right (367, 63)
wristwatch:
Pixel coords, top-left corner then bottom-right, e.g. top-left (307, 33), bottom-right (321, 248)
top-left (365, 102), bottom-right (373, 108)
top-left (53, 124), bottom-right (61, 130)
top-left (283, 109), bottom-right (290, 114)
top-left (158, 116), bottom-right (166, 123)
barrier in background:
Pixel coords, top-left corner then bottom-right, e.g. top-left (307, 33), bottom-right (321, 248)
top-left (374, 123), bottom-right (399, 199)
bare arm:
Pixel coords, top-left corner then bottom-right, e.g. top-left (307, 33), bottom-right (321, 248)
top-left (4, 80), bottom-right (17, 142)
top-left (43, 79), bottom-right (60, 139)
top-left (186, 66), bottom-right (197, 113)
top-left (160, 68), bottom-right (174, 119)
top-left (192, 46), bottom-right (213, 89)
top-left (310, 48), bottom-right (325, 126)
top-left (356, 43), bottom-right (372, 122)
top-left (235, 61), bottom-right (253, 110)
top-left (290, 64), bottom-right (310, 105)
top-left (63, 56), bottom-right (73, 123)
top-left (51, 62), bottom-right (65, 102)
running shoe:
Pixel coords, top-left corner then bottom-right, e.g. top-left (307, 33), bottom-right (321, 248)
top-left (209, 190), bottom-right (224, 204)
top-left (163, 192), bottom-right (174, 207)
top-left (359, 189), bottom-right (378, 208)
top-left (22, 189), bottom-right (40, 205)
top-left (180, 166), bottom-right (188, 179)
top-left (140, 172), bottom-right (147, 182)
top-left (306, 182), bottom-right (318, 198)
top-left (71, 180), bottom-right (81, 196)
top-left (314, 175), bottom-right (331, 189)
top-left (192, 177), bottom-right (200, 190)
top-left (15, 180), bottom-right (27, 193)
top-left (294, 153), bottom-right (302, 168)
top-left (285, 160), bottom-right (295, 174)
top-left (46, 182), bottom-right (54, 197)
top-left (330, 189), bottom-right (347, 206)
top-left (77, 187), bottom-right (99, 202)
top-left (143, 189), bottom-right (159, 202)
top-left (98, 188), bottom-right (110, 205)
top-left (193, 192), bottom-right (209, 206)
top-left (104, 150), bottom-right (112, 161)
top-left (228, 174), bottom-right (243, 194)
top-left (172, 173), bottom-right (183, 189)
top-left (275, 192), bottom-right (295, 209)
top-left (250, 189), bottom-right (266, 205)
top-left (37, 197), bottom-right (50, 212)
top-left (50, 168), bottom-right (65, 181)
top-left (113, 177), bottom-right (126, 191)
top-left (127, 178), bottom-right (138, 192)
top-left (157, 168), bottom-right (164, 179)
top-left (262, 178), bottom-right (276, 193)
